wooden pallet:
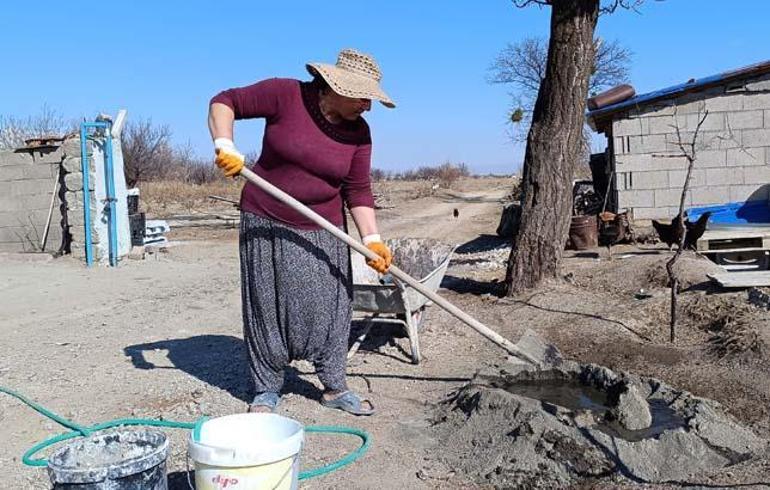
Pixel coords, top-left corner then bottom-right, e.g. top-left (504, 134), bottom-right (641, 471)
top-left (708, 271), bottom-right (770, 288)
top-left (696, 227), bottom-right (770, 254)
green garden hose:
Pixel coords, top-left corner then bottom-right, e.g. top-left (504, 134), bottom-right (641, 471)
top-left (1, 385), bottom-right (370, 481)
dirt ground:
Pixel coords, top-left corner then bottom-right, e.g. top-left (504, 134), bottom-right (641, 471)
top-left (2, 176), bottom-right (770, 488)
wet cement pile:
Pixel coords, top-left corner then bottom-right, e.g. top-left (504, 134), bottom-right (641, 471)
top-left (433, 360), bottom-right (766, 488)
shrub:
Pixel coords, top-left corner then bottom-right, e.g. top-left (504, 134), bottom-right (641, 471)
top-left (0, 106), bottom-right (75, 150)
top-left (121, 120), bottom-right (232, 187)
top-left (436, 161), bottom-right (470, 188)
top-left (184, 158), bottom-right (222, 185)
top-left (122, 119), bottom-right (175, 187)
top-left (379, 162), bottom-right (471, 186)
top-left (371, 167), bottom-right (388, 182)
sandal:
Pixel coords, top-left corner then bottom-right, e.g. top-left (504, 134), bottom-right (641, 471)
top-left (248, 392), bottom-right (280, 413)
top-left (321, 390), bottom-right (375, 416)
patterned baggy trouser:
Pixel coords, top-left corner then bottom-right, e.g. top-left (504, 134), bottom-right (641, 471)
top-left (239, 212), bottom-right (352, 397)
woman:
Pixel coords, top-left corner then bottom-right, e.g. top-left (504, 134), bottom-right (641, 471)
top-left (208, 48), bottom-right (394, 415)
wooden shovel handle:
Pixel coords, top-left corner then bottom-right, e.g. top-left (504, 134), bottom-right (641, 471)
top-left (239, 167), bottom-right (538, 364)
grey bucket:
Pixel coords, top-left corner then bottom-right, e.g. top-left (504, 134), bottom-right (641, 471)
top-left (47, 430), bottom-right (169, 490)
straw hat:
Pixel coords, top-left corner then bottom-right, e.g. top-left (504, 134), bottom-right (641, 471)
top-left (306, 49), bottom-right (395, 108)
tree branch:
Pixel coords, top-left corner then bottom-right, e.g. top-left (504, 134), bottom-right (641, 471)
top-left (601, 0), bottom-right (647, 14)
top-left (665, 106), bottom-right (708, 342)
top-left (513, 0), bottom-right (550, 7)
top-left (488, 34), bottom-right (631, 145)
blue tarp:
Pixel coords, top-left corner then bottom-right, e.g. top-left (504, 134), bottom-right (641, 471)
top-left (686, 200), bottom-right (770, 226)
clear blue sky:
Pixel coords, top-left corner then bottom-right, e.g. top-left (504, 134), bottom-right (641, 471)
top-left (2, 1), bottom-right (769, 174)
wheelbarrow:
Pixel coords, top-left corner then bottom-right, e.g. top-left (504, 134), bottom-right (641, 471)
top-left (236, 166), bottom-right (560, 367)
top-left (348, 238), bottom-right (456, 364)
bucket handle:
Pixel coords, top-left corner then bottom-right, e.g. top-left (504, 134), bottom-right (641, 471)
top-left (185, 414), bottom-right (207, 489)
top-left (191, 417), bottom-right (208, 443)
top-left (185, 453), bottom-right (194, 490)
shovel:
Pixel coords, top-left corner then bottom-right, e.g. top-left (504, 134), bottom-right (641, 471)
top-left (239, 167), bottom-right (561, 367)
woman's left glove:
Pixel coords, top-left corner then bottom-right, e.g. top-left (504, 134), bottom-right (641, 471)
top-left (214, 138), bottom-right (245, 177)
top-left (363, 235), bottom-right (392, 274)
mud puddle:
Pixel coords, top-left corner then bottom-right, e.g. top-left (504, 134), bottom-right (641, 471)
top-left (504, 378), bottom-right (686, 441)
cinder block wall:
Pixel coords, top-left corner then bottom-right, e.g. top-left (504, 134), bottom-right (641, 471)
top-left (0, 145), bottom-right (65, 252)
top-left (0, 137), bottom-right (97, 255)
top-left (612, 73), bottom-right (770, 221)
top-left (60, 137), bottom-right (98, 259)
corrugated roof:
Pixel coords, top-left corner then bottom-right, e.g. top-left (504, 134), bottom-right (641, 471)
top-left (587, 59), bottom-right (770, 130)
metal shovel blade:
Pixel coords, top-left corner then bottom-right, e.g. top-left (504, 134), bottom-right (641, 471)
top-left (506, 329), bottom-right (563, 368)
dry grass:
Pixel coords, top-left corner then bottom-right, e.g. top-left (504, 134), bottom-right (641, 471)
top-left (709, 317), bottom-right (764, 359)
top-left (679, 294), bottom-right (753, 331)
top-left (139, 175), bottom-right (517, 216)
top-left (676, 293), bottom-right (768, 358)
top-left (371, 162), bottom-right (471, 188)
top-left (682, 295), bottom-right (767, 358)
top-left (373, 176), bottom-right (515, 199)
top-left (139, 179), bottom-right (243, 216)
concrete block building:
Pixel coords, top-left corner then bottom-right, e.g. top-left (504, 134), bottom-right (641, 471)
top-left (587, 60), bottom-right (770, 221)
top-left (0, 137), bottom-right (83, 254)
top-left (0, 123), bottom-right (131, 263)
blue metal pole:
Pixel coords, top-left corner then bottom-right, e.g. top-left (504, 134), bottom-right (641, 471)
top-left (103, 127), bottom-right (118, 267)
top-left (79, 124), bottom-right (94, 267)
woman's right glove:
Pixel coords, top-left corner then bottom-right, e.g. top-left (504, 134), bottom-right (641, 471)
top-left (363, 235), bottom-right (392, 274)
top-left (214, 138), bottom-right (245, 177)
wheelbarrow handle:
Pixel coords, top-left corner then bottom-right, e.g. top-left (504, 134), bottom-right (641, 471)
top-left (239, 167), bottom-right (539, 364)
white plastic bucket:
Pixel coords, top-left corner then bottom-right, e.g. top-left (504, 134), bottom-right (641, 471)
top-left (188, 413), bottom-right (304, 490)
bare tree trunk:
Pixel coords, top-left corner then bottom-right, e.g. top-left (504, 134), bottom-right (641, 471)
top-left (666, 209), bottom-right (687, 342)
top-left (506, 0), bottom-right (599, 294)
top-left (666, 109), bottom-right (708, 342)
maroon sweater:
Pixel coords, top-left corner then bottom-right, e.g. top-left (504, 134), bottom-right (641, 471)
top-left (210, 78), bottom-right (375, 229)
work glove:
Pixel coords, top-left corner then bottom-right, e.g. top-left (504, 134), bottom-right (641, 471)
top-left (214, 138), bottom-right (245, 177)
top-left (363, 235), bottom-right (392, 274)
